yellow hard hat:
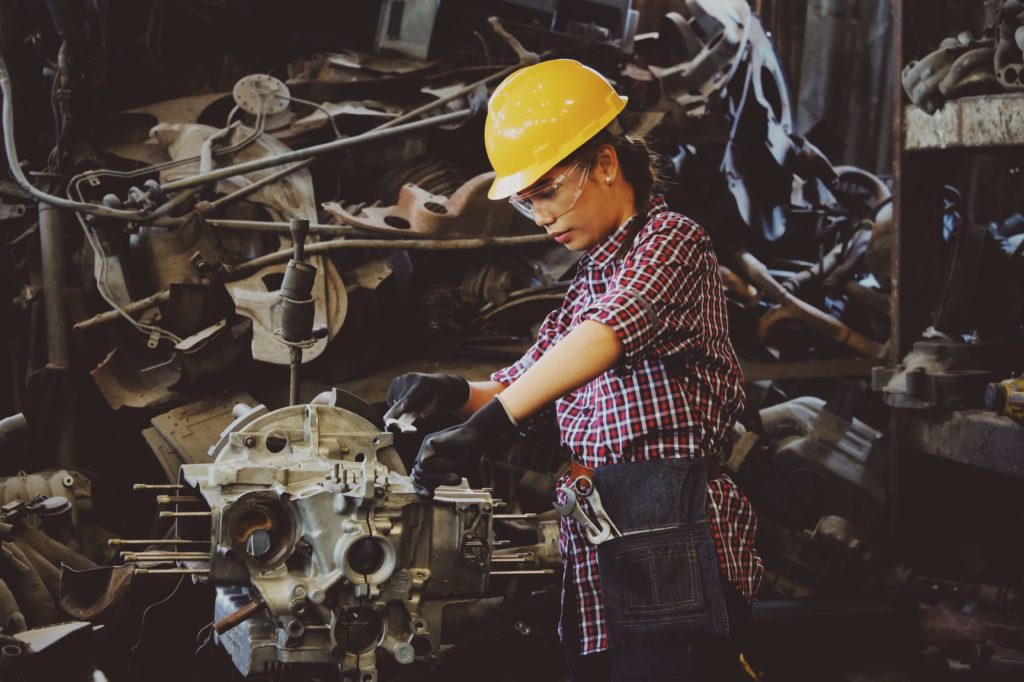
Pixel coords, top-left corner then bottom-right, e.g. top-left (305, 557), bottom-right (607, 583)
top-left (485, 59), bottom-right (628, 200)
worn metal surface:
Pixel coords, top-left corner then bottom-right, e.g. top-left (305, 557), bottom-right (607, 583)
top-left (324, 173), bottom-right (529, 238)
top-left (904, 93), bottom-right (1024, 150)
top-left (142, 391), bottom-right (259, 481)
top-left (900, 409), bottom-right (1024, 479)
top-left (179, 402), bottom-right (527, 679)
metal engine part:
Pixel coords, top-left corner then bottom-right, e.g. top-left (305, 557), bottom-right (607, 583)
top-left (996, 0), bottom-right (1024, 91)
top-left (323, 172), bottom-right (528, 238)
top-left (872, 339), bottom-right (1011, 410)
top-left (731, 395), bottom-right (887, 531)
top-left (0, 469), bottom-right (91, 528)
top-left (180, 402), bottom-right (498, 679)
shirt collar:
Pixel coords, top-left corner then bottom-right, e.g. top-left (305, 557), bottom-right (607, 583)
top-left (580, 193), bottom-right (669, 269)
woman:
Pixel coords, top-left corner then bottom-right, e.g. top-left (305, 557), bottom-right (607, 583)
top-left (386, 59), bottom-right (763, 681)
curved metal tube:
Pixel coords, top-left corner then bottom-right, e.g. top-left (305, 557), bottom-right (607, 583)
top-left (834, 166), bottom-right (891, 207)
top-left (730, 249), bottom-right (885, 358)
top-left (228, 232), bottom-right (551, 280)
top-left (0, 543), bottom-right (58, 626)
top-left (0, 50), bottom-right (194, 220)
top-left (0, 578), bottom-right (25, 633)
top-left (159, 109), bottom-right (471, 193)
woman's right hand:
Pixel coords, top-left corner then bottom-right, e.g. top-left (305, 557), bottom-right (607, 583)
top-left (382, 373), bottom-right (470, 433)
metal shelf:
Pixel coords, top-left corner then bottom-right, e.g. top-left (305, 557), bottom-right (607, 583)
top-left (904, 93), bottom-right (1024, 151)
top-left (899, 410), bottom-right (1024, 479)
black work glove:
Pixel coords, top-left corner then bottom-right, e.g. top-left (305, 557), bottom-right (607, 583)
top-left (383, 373), bottom-right (470, 432)
top-left (411, 398), bottom-right (516, 498)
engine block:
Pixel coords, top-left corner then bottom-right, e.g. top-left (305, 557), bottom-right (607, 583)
top-left (178, 401), bottom-right (496, 679)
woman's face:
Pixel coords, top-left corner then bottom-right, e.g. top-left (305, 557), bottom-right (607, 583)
top-left (512, 145), bottom-right (636, 252)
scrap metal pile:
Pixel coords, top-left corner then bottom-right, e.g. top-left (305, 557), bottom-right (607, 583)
top-left (0, 1), bottom-right (1020, 681)
top-left (903, 0), bottom-right (1024, 112)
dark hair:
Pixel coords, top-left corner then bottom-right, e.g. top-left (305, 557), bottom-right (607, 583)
top-left (563, 127), bottom-right (671, 214)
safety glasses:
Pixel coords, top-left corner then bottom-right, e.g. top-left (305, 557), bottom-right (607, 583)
top-left (508, 161), bottom-right (591, 222)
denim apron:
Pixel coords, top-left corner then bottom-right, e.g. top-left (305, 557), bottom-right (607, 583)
top-left (593, 457), bottom-right (729, 648)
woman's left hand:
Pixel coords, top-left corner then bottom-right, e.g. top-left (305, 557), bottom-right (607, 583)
top-left (411, 398), bottom-right (516, 498)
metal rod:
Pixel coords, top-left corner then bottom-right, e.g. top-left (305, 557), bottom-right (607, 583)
top-left (289, 346), bottom-right (301, 407)
top-left (213, 598), bottom-right (267, 635)
top-left (197, 161), bottom-right (312, 214)
top-left (123, 551), bottom-right (210, 557)
top-left (160, 109), bottom-right (471, 193)
top-left (492, 514), bottom-right (537, 520)
top-left (39, 204), bottom-right (71, 367)
top-left (135, 568), bottom-right (209, 575)
top-left (489, 569), bottom-right (555, 575)
top-left (156, 496), bottom-right (202, 505)
top-left (490, 555), bottom-right (536, 563)
top-left (122, 552), bottom-right (210, 561)
top-left (155, 218), bottom-right (361, 236)
top-left (39, 202), bottom-right (75, 468)
top-left (74, 290), bottom-right (171, 333)
top-left (227, 233), bottom-right (551, 281)
top-left (133, 484), bottom-right (185, 491)
top-left (109, 539), bottom-right (209, 547)
top-left (159, 511), bottom-right (212, 518)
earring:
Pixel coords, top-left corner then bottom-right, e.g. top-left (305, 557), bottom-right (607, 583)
top-left (605, 176), bottom-right (612, 185)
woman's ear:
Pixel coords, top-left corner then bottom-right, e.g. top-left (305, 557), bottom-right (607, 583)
top-left (596, 144), bottom-right (618, 181)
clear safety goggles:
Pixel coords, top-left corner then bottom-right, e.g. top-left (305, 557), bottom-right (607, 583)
top-left (508, 161), bottom-right (591, 222)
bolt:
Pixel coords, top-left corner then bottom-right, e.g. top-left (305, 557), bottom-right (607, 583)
top-left (62, 475), bottom-right (74, 488)
top-left (393, 642), bottom-right (415, 665)
top-left (243, 436), bottom-right (257, 448)
top-left (290, 598), bottom-right (307, 616)
top-left (309, 587), bottom-right (326, 604)
top-left (292, 585), bottom-right (307, 599)
top-left (283, 618), bottom-right (305, 638)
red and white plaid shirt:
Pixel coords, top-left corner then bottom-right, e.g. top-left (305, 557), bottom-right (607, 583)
top-left (492, 195), bottom-right (764, 655)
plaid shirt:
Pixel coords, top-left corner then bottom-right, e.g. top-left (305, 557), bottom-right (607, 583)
top-left (491, 196), bottom-right (764, 655)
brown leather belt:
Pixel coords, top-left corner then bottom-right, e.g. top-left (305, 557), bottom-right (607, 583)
top-left (570, 460), bottom-right (596, 480)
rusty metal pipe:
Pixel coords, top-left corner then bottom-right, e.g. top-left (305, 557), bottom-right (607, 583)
top-left (229, 233), bottom-right (550, 280)
top-left (71, 231), bottom-right (555, 333)
top-left (196, 161), bottom-right (312, 215)
top-left (730, 249), bottom-right (885, 358)
top-left (160, 109), bottom-right (471, 193)
top-left (109, 539), bottom-right (209, 547)
top-left (213, 597), bottom-right (267, 635)
top-left (156, 496), bottom-right (202, 505)
top-left (72, 290), bottom-right (171, 334)
top-left (134, 568), bottom-right (208, 575)
top-left (38, 203), bottom-right (75, 467)
top-left (39, 204), bottom-right (70, 367)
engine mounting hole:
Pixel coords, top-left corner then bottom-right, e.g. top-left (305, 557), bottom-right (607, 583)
top-left (384, 216), bottom-right (411, 229)
top-left (411, 635), bottom-right (432, 656)
top-left (334, 607), bottom-right (384, 654)
top-left (265, 433), bottom-right (288, 453)
top-left (347, 537), bottom-right (386, 575)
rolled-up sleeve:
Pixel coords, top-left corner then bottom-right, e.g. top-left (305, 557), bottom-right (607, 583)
top-left (579, 222), bottom-right (712, 369)
top-left (490, 305), bottom-right (564, 386)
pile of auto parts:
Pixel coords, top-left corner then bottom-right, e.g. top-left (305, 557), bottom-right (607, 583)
top-left (902, 0), bottom-right (1024, 113)
top-left (4, 0), bottom-right (1008, 680)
